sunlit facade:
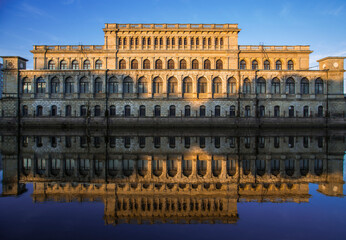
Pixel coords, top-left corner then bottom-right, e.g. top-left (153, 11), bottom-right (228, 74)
top-left (0, 23), bottom-right (345, 126)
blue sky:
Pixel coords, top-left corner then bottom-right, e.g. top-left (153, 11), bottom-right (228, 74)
top-left (0, 0), bottom-right (345, 72)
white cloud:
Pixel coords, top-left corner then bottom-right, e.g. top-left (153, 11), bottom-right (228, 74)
top-left (62, 0), bottom-right (75, 5)
top-left (19, 2), bottom-right (55, 20)
top-left (279, 4), bottom-right (290, 17)
top-left (323, 5), bottom-right (344, 16)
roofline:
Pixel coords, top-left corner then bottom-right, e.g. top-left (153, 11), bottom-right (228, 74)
top-left (317, 56), bottom-right (346, 62)
top-left (0, 56), bottom-right (28, 61)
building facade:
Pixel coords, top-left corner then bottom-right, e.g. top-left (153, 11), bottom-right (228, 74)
top-left (0, 23), bottom-right (345, 127)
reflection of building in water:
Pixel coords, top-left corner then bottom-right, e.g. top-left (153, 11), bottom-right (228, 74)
top-left (0, 128), bottom-right (344, 224)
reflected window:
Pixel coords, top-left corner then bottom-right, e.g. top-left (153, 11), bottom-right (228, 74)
top-left (184, 105), bottom-right (191, 117)
top-left (200, 105), bottom-right (206, 117)
top-left (139, 105), bottom-right (146, 117)
top-left (199, 137), bottom-right (205, 148)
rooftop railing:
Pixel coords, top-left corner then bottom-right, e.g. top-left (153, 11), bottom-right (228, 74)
top-left (239, 45), bottom-right (310, 51)
top-left (104, 23), bottom-right (239, 30)
top-left (33, 45), bottom-right (104, 51)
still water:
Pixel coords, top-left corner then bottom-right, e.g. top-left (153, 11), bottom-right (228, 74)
top-left (0, 127), bottom-right (345, 240)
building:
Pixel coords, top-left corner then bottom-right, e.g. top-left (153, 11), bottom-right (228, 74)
top-left (0, 23), bottom-right (345, 127)
top-left (0, 63), bottom-right (3, 99)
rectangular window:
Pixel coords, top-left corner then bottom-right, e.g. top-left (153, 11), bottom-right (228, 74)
top-left (229, 137), bottom-right (235, 148)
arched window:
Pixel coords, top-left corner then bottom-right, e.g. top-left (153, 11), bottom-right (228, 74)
top-left (22, 105), bottom-right (28, 116)
top-left (36, 78), bottom-right (46, 93)
top-left (288, 60), bottom-right (294, 70)
top-left (230, 105), bottom-right (236, 117)
top-left (239, 60), bottom-right (246, 70)
top-left (139, 105), bottom-right (145, 117)
top-left (285, 159), bottom-right (295, 176)
top-left (123, 77), bottom-right (133, 93)
top-left (288, 106), bottom-right (294, 117)
top-left (200, 105), bottom-right (206, 117)
top-left (243, 78), bottom-right (251, 93)
top-left (318, 106), bottom-right (323, 117)
top-left (64, 77), bottom-right (73, 94)
top-left (184, 105), bottom-right (191, 117)
top-left (256, 77), bottom-right (266, 94)
top-left (215, 37), bottom-right (219, 46)
top-left (264, 60), bottom-right (270, 70)
top-left (271, 159), bottom-right (280, 175)
top-left (94, 78), bottom-right (102, 93)
top-left (79, 77), bottom-right (89, 93)
top-left (48, 60), bottom-right (55, 70)
top-left (153, 77), bottom-right (162, 94)
top-left (131, 59), bottom-right (138, 69)
top-left (215, 105), bottom-right (221, 117)
top-left (167, 59), bottom-right (174, 69)
top-left (169, 105), bottom-right (176, 117)
top-left (301, 78), bottom-right (309, 94)
top-left (94, 105), bottom-right (101, 116)
top-left (83, 60), bottom-right (90, 70)
top-left (95, 60), bottom-right (102, 69)
top-left (108, 77), bottom-right (119, 93)
top-left (259, 105), bottom-right (265, 117)
top-left (65, 105), bottom-right (71, 117)
top-left (227, 77), bottom-right (236, 94)
top-left (124, 105), bottom-right (131, 117)
top-left (275, 60), bottom-right (282, 70)
top-left (36, 105), bottom-right (43, 116)
top-left (303, 106), bottom-right (309, 117)
top-left (271, 78), bottom-right (280, 94)
top-left (72, 60), bottom-right (79, 70)
top-left (315, 78), bottom-right (323, 94)
top-left (192, 59), bottom-right (199, 69)
top-left (180, 59), bottom-right (187, 69)
top-left (245, 106), bottom-right (251, 117)
top-left (190, 37), bottom-right (194, 46)
top-left (274, 106), bottom-right (280, 117)
top-left (183, 77), bottom-right (192, 93)
top-left (314, 159), bottom-right (323, 176)
top-left (286, 77), bottom-right (295, 94)
top-left (60, 60), bottom-right (67, 70)
top-left (198, 77), bottom-right (207, 93)
top-left (154, 105), bottom-right (161, 117)
top-left (143, 59), bottom-right (150, 69)
top-left (216, 59), bottom-right (223, 69)
top-left (213, 77), bottom-right (222, 94)
top-left (22, 78), bottom-right (31, 93)
top-left (204, 59), bottom-right (211, 69)
top-left (80, 105), bottom-right (87, 116)
top-left (51, 77), bottom-right (59, 93)
top-left (119, 59), bottom-right (126, 69)
top-left (252, 60), bottom-right (258, 70)
top-left (155, 59), bottom-right (162, 69)
top-left (110, 105), bottom-right (116, 116)
top-left (256, 160), bottom-right (266, 176)
top-left (51, 105), bottom-right (57, 116)
top-left (168, 77), bottom-right (177, 93)
top-left (138, 77), bottom-right (148, 93)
